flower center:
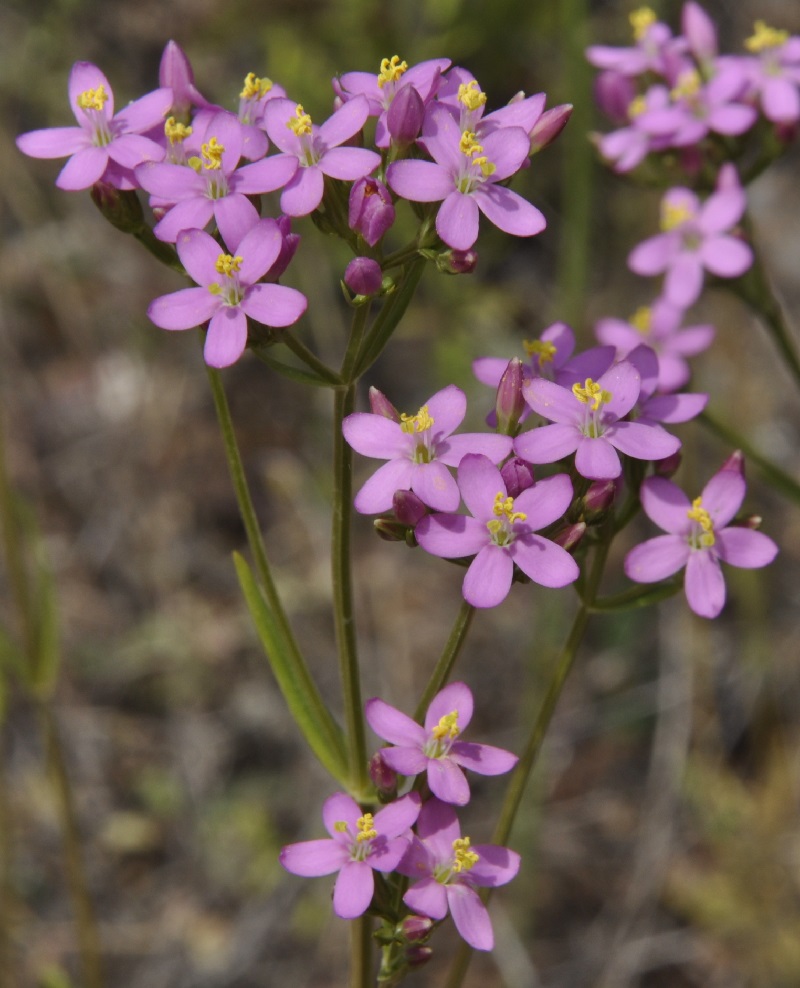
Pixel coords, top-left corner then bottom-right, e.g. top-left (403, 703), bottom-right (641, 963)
top-left (630, 6), bottom-right (656, 41)
top-left (524, 339), bottom-right (557, 367)
top-left (458, 80), bottom-right (487, 112)
top-left (573, 378), bottom-right (611, 412)
top-left (628, 95), bottom-right (647, 119)
top-left (165, 116), bottom-right (192, 145)
top-left (631, 306), bottom-right (651, 334)
top-left (451, 837), bottom-right (479, 873)
top-left (378, 55), bottom-right (408, 88)
top-left (660, 200), bottom-right (694, 231)
top-left (356, 813), bottom-right (377, 842)
top-left (424, 710), bottom-right (460, 758)
top-left (77, 85), bottom-right (108, 112)
top-left (745, 20), bottom-right (788, 53)
top-left (459, 130), bottom-right (496, 180)
top-left (687, 496), bottom-right (716, 547)
top-left (288, 104), bottom-right (313, 137)
top-left (241, 72), bottom-right (273, 100)
top-left (201, 137), bottom-right (225, 170)
top-left (670, 68), bottom-right (701, 102)
top-left (208, 253), bottom-right (245, 306)
top-left (487, 491), bottom-right (526, 546)
top-left (400, 405), bottom-right (433, 434)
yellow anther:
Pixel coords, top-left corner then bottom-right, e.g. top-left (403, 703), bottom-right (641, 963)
top-left (400, 405), bottom-right (434, 434)
top-left (572, 378), bottom-right (612, 411)
top-left (459, 130), bottom-right (484, 157)
top-left (687, 497), bottom-right (715, 546)
top-left (745, 20), bottom-right (788, 53)
top-left (431, 711), bottom-right (460, 742)
top-left (378, 55), bottom-right (408, 88)
top-left (458, 80), bottom-right (488, 112)
top-left (165, 116), bottom-right (192, 145)
top-left (630, 7), bottom-right (657, 41)
top-left (240, 72), bottom-right (273, 100)
top-left (215, 254), bottom-right (243, 277)
top-left (201, 136), bottom-right (225, 170)
top-left (523, 339), bottom-right (557, 365)
top-left (452, 836), bottom-right (479, 873)
top-left (492, 491), bottom-right (527, 525)
top-left (670, 69), bottom-right (701, 101)
top-left (334, 820), bottom-right (348, 833)
top-left (631, 306), bottom-right (652, 333)
top-left (628, 95), bottom-right (647, 118)
top-left (288, 104), bottom-right (313, 136)
top-left (356, 814), bottom-right (377, 842)
top-left (77, 85), bottom-right (109, 112)
top-left (660, 200), bottom-right (693, 231)
top-left (473, 155), bottom-right (496, 177)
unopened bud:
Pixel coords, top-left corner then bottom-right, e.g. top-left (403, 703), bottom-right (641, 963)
top-left (582, 479), bottom-right (617, 520)
top-left (267, 215), bottom-right (301, 281)
top-left (654, 450), bottom-right (682, 477)
top-left (400, 915), bottom-right (433, 942)
top-left (501, 457), bottom-right (535, 498)
top-left (90, 184), bottom-right (145, 233)
top-left (553, 521), bottom-right (586, 551)
top-left (682, 1), bottom-right (718, 62)
top-left (406, 946), bottom-right (433, 969)
top-left (369, 386), bottom-right (401, 421)
top-left (374, 518), bottom-right (408, 542)
top-left (369, 751), bottom-right (398, 798)
top-left (529, 103), bottom-right (572, 153)
top-left (349, 177), bottom-right (396, 246)
top-left (435, 248), bottom-right (478, 275)
top-left (160, 40), bottom-right (209, 118)
top-left (495, 358), bottom-right (526, 435)
top-left (387, 83), bottom-right (425, 147)
top-left (593, 71), bottom-right (636, 123)
top-left (719, 449), bottom-right (745, 477)
top-left (344, 256), bottom-right (383, 296)
top-left (393, 490), bottom-right (428, 527)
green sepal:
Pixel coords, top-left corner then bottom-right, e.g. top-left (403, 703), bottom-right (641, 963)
top-left (233, 551), bottom-right (348, 783)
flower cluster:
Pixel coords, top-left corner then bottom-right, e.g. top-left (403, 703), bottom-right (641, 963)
top-left (588, 3), bottom-right (800, 175)
top-left (281, 683), bottom-right (519, 953)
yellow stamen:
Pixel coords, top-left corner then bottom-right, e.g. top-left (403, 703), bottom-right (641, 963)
top-left (288, 104), bottom-right (313, 137)
top-left (165, 116), bottom-right (192, 145)
top-left (687, 496), bottom-right (716, 546)
top-left (77, 85), bottom-right (109, 112)
top-left (378, 55), bottom-right (408, 88)
top-left (660, 200), bottom-right (693, 231)
top-left (452, 836), bottom-right (479, 873)
top-left (459, 131), bottom-right (496, 177)
top-left (201, 136), bottom-right (225, 170)
top-left (458, 80), bottom-right (488, 112)
top-left (240, 72), bottom-right (273, 100)
top-left (334, 820), bottom-right (348, 832)
top-left (523, 339), bottom-right (557, 365)
top-left (630, 7), bottom-right (657, 42)
top-left (670, 69), bottom-right (701, 101)
top-left (745, 20), bottom-right (788, 53)
top-left (400, 405), bottom-right (434, 434)
top-left (431, 711), bottom-right (460, 742)
top-left (631, 306), bottom-right (652, 333)
top-left (572, 378), bottom-right (612, 412)
top-left (628, 95), bottom-right (647, 118)
top-left (356, 814), bottom-right (377, 842)
top-left (492, 491), bottom-right (527, 525)
top-left (215, 253), bottom-right (243, 277)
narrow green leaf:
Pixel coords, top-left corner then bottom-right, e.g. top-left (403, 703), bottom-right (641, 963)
top-left (234, 552), bottom-right (348, 783)
top-left (588, 579), bottom-right (682, 613)
top-left (253, 349), bottom-right (340, 388)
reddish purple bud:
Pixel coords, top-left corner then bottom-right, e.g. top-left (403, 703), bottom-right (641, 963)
top-left (654, 450), bottom-right (682, 477)
top-left (582, 479), bottom-right (617, 519)
top-left (393, 490), bottom-right (428, 527)
top-left (345, 256), bottom-right (383, 296)
top-left (406, 946), bottom-right (433, 969)
top-left (553, 521), bottom-right (586, 551)
top-left (266, 215), bottom-right (301, 281)
top-left (400, 915), bottom-right (433, 942)
top-left (501, 457), bottom-right (535, 498)
top-left (681, 1), bottom-right (718, 62)
top-left (495, 357), bottom-right (526, 435)
top-left (387, 83), bottom-right (425, 147)
top-left (593, 71), bottom-right (636, 124)
top-left (719, 449), bottom-right (745, 477)
top-left (734, 514), bottom-right (763, 530)
top-left (369, 386), bottom-right (401, 422)
top-left (529, 104), bottom-right (572, 153)
top-left (435, 248), bottom-right (478, 275)
top-left (159, 40), bottom-right (209, 118)
top-left (349, 177), bottom-right (396, 246)
top-left (369, 750), bottom-right (398, 797)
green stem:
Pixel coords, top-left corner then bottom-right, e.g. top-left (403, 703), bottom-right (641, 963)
top-left (0, 411), bottom-right (35, 660)
top-left (413, 602), bottom-right (475, 722)
top-left (39, 702), bottom-right (104, 988)
top-left (205, 367), bottom-right (346, 770)
top-left (351, 914), bottom-right (372, 988)
top-left (354, 258), bottom-right (427, 378)
top-left (281, 332), bottom-right (343, 385)
top-left (444, 529), bottom-right (612, 988)
top-left (700, 409), bottom-right (800, 505)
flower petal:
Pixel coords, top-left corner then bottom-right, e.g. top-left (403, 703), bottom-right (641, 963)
top-left (715, 528), bottom-right (777, 568)
top-left (475, 183), bottom-right (546, 238)
top-left (684, 550), bottom-right (725, 618)
top-left (365, 698), bottom-right (426, 748)
top-left (426, 682), bottom-right (474, 733)
top-left (204, 307), bottom-right (248, 368)
top-left (241, 284), bottom-right (307, 328)
top-left (450, 741), bottom-right (517, 776)
top-left (415, 513), bottom-right (489, 558)
top-left (575, 436), bottom-right (621, 479)
top-left (436, 192), bottom-right (480, 250)
top-left (447, 884), bottom-right (494, 951)
top-left (148, 287), bottom-right (218, 330)
top-left (462, 545), bottom-right (514, 608)
top-left (333, 861), bottom-right (374, 919)
top-left (625, 534), bottom-right (689, 582)
top-left (280, 838), bottom-right (348, 876)
top-left (426, 756), bottom-right (471, 805)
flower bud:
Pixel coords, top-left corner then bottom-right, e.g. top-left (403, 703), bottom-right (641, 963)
top-left (529, 103), bottom-right (573, 154)
top-left (582, 479), bottom-right (617, 520)
top-left (266, 215), bottom-right (301, 281)
top-left (369, 386), bottom-right (401, 421)
top-left (349, 177), bottom-right (396, 246)
top-left (387, 83), bottom-right (425, 147)
top-left (495, 358), bottom-right (526, 435)
top-left (369, 751), bottom-right (398, 798)
top-left (406, 946), bottom-right (433, 969)
top-left (553, 521), bottom-right (586, 551)
top-left (374, 518), bottom-right (408, 542)
top-left (159, 40), bottom-right (208, 119)
top-left (734, 514), bottom-right (763, 530)
top-left (435, 248), bottom-right (478, 275)
top-left (501, 457), bottom-right (535, 498)
top-left (400, 915), bottom-right (433, 942)
top-left (654, 450), bottom-right (682, 477)
top-left (393, 490), bottom-right (428, 527)
top-left (90, 184), bottom-right (145, 234)
top-left (344, 256), bottom-right (383, 296)
top-left (719, 449), bottom-right (744, 477)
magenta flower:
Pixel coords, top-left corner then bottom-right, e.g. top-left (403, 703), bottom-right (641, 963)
top-left (627, 164), bottom-right (753, 308)
top-left (586, 9), bottom-right (686, 77)
top-left (147, 219), bottom-right (307, 368)
top-left (159, 40), bottom-right (211, 119)
top-left (16, 62), bottom-right (172, 191)
top-left (397, 798), bottom-right (520, 951)
top-left (387, 105), bottom-right (545, 250)
top-left (625, 344), bottom-right (708, 427)
top-left (415, 454), bottom-right (579, 608)
top-left (342, 385), bottom-right (512, 514)
top-left (261, 96), bottom-right (381, 216)
top-left (514, 360), bottom-right (681, 480)
top-left (435, 67), bottom-right (546, 137)
top-left (741, 20), bottom-right (800, 124)
top-left (280, 791), bottom-right (420, 919)
top-left (365, 681), bottom-right (517, 806)
top-left (625, 459), bottom-right (778, 618)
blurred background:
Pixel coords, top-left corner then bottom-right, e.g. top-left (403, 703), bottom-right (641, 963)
top-left (2, 0), bottom-right (800, 985)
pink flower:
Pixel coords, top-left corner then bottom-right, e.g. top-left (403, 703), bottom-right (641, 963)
top-left (365, 681), bottom-right (517, 806)
top-left (16, 62), bottom-right (172, 191)
top-left (280, 792), bottom-right (420, 919)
